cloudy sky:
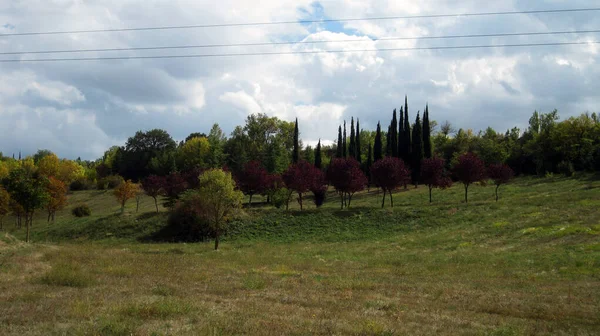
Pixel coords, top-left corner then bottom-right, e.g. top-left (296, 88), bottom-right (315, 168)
top-left (0, 0), bottom-right (598, 159)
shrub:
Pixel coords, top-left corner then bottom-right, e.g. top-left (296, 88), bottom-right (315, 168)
top-left (69, 178), bottom-right (93, 191)
top-left (72, 204), bottom-right (92, 217)
top-left (97, 175), bottom-right (124, 190)
top-left (557, 160), bottom-right (575, 177)
top-left (271, 187), bottom-right (290, 209)
top-left (312, 187), bottom-right (327, 208)
top-left (162, 199), bottom-right (213, 242)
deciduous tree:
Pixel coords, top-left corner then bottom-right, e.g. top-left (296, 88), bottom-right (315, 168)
top-left (114, 180), bottom-right (139, 213)
top-left (488, 164), bottom-right (514, 201)
top-left (420, 157), bottom-right (452, 203)
top-left (282, 160), bottom-right (324, 210)
top-left (453, 152), bottom-right (487, 203)
top-left (46, 177), bottom-right (68, 222)
top-left (370, 157), bottom-right (411, 208)
top-left (327, 158), bottom-right (367, 208)
top-left (142, 175), bottom-right (164, 212)
top-left (0, 187), bottom-right (10, 230)
top-left (237, 160), bottom-right (269, 205)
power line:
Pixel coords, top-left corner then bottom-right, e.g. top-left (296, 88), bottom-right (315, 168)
top-left (3, 29), bottom-right (600, 55)
top-left (2, 7), bottom-right (600, 37)
top-left (1, 41), bottom-right (597, 63)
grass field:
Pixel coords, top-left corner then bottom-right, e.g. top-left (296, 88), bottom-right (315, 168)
top-left (1, 175), bottom-right (600, 335)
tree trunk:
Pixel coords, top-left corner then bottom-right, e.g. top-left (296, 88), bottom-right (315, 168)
top-left (495, 185), bottom-right (499, 202)
top-left (25, 213), bottom-right (30, 243)
top-left (249, 194), bottom-right (253, 206)
top-left (52, 213), bottom-right (55, 222)
top-left (47, 212), bottom-right (51, 223)
top-left (136, 198), bottom-right (140, 213)
top-left (340, 193), bottom-right (344, 209)
top-left (381, 190), bottom-right (386, 208)
top-left (347, 194), bottom-right (353, 208)
top-left (154, 197), bottom-right (159, 213)
top-left (121, 200), bottom-right (125, 213)
top-left (299, 193), bottom-right (303, 210)
top-left (389, 191), bottom-right (394, 208)
top-left (429, 186), bottom-right (433, 203)
top-left (464, 184), bottom-right (469, 203)
top-left (214, 234), bottom-right (219, 250)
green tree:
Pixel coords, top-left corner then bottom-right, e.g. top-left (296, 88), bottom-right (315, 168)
top-left (411, 112), bottom-right (424, 185)
top-left (3, 168), bottom-right (49, 242)
top-left (391, 109), bottom-right (398, 157)
top-left (0, 186), bottom-right (10, 230)
top-left (118, 129), bottom-right (177, 180)
top-left (374, 122), bottom-right (383, 162)
top-left (355, 119), bottom-right (362, 163)
top-left (398, 106), bottom-right (405, 160)
top-left (336, 126), bottom-right (343, 158)
top-left (196, 169), bottom-right (244, 250)
top-left (349, 117), bottom-right (356, 159)
top-left (423, 104), bottom-right (432, 158)
top-left (207, 124), bottom-right (226, 168)
top-left (404, 97), bottom-right (412, 161)
top-left (292, 118), bottom-right (300, 163)
top-left (176, 137), bottom-right (211, 171)
top-left (315, 140), bottom-right (322, 169)
top-left (343, 121), bottom-right (347, 157)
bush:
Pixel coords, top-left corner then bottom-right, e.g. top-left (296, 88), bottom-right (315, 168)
top-left (557, 161), bottom-right (575, 177)
top-left (72, 204), bottom-right (92, 217)
top-left (271, 188), bottom-right (290, 209)
top-left (69, 178), bottom-right (93, 191)
top-left (97, 175), bottom-right (124, 190)
top-left (312, 188), bottom-right (327, 208)
top-left (158, 201), bottom-right (213, 242)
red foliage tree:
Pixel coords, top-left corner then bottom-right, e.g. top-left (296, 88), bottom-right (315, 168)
top-left (370, 157), bottom-right (411, 208)
top-left (161, 172), bottom-right (188, 208)
top-left (421, 157), bottom-right (453, 203)
top-left (142, 175), bottom-right (164, 212)
top-left (282, 160), bottom-right (324, 210)
top-left (237, 161), bottom-right (269, 205)
top-left (327, 158), bottom-right (367, 209)
top-left (488, 164), bottom-right (514, 201)
top-left (452, 152), bottom-right (487, 203)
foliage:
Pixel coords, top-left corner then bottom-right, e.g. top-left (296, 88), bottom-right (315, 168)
top-left (176, 136), bottom-right (211, 171)
top-left (421, 157), bottom-right (452, 202)
top-left (142, 175), bottom-right (164, 213)
top-left (195, 169), bottom-right (244, 250)
top-left (69, 177), bottom-right (93, 191)
top-left (0, 186), bottom-right (10, 229)
top-left (97, 175), bottom-right (124, 190)
top-left (371, 157), bottom-right (411, 207)
top-left (314, 140), bottom-right (322, 169)
top-left (57, 160), bottom-right (85, 184)
top-left (117, 129), bottom-right (177, 180)
top-left (374, 122), bottom-right (383, 162)
top-left (37, 153), bottom-right (61, 178)
top-left (327, 158), bottom-right (367, 208)
top-left (114, 180), bottom-right (139, 212)
top-left (283, 161), bottom-right (325, 210)
top-left (488, 164), bottom-right (515, 201)
top-left (162, 194), bottom-right (213, 242)
top-left (557, 160), bottom-right (575, 177)
top-left (46, 177), bottom-right (68, 222)
top-left (237, 161), bottom-right (269, 205)
top-left (271, 187), bottom-right (290, 209)
top-left (161, 172), bottom-right (188, 208)
top-left (71, 204), bottom-right (92, 217)
top-left (292, 118), bottom-right (300, 163)
top-left (423, 105), bottom-right (432, 158)
top-left (312, 187), bottom-right (327, 208)
top-left (411, 112), bottom-right (424, 184)
top-left (452, 152), bottom-right (487, 203)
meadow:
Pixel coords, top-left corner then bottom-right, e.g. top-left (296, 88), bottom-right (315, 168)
top-left (1, 175), bottom-right (599, 335)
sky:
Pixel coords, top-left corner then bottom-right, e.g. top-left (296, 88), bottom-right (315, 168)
top-left (0, 0), bottom-right (599, 160)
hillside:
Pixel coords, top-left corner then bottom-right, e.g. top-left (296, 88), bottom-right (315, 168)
top-left (1, 175), bottom-right (599, 335)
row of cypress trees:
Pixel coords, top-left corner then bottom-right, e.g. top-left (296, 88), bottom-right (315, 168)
top-left (333, 96), bottom-right (433, 183)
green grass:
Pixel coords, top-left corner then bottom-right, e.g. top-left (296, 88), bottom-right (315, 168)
top-left (0, 175), bottom-right (599, 335)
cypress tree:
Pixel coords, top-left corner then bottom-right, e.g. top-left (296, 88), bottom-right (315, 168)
top-left (366, 142), bottom-right (372, 188)
top-left (292, 118), bottom-right (300, 163)
top-left (411, 112), bottom-right (424, 185)
top-left (336, 126), bottom-right (343, 158)
top-left (374, 122), bottom-right (383, 162)
top-left (385, 124), bottom-right (392, 156)
top-left (343, 121), bottom-right (347, 158)
top-left (315, 139), bottom-right (322, 169)
top-left (423, 104), bottom-right (432, 158)
top-left (349, 117), bottom-right (356, 159)
top-left (391, 109), bottom-right (398, 157)
top-left (356, 119), bottom-right (362, 163)
top-left (404, 96), bottom-right (411, 161)
top-left (398, 106), bottom-right (404, 160)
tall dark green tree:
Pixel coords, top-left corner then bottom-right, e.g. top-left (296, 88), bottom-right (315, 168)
top-left (386, 125), bottom-right (392, 156)
top-left (374, 122), bottom-right (383, 162)
top-left (391, 109), bottom-right (398, 157)
top-left (343, 121), bottom-right (347, 158)
top-left (366, 142), bottom-right (373, 187)
top-left (336, 126), bottom-right (343, 158)
top-left (315, 140), bottom-right (322, 169)
top-left (349, 117), bottom-right (356, 159)
top-left (398, 106), bottom-right (405, 160)
top-left (404, 96), bottom-right (411, 162)
top-left (423, 104), bottom-right (432, 158)
top-left (355, 119), bottom-right (362, 163)
top-left (292, 118), bottom-right (300, 163)
top-left (411, 112), bottom-right (424, 185)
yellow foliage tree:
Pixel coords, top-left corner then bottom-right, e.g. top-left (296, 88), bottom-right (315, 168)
top-left (0, 187), bottom-right (10, 230)
top-left (46, 177), bottom-right (68, 222)
top-left (57, 160), bottom-right (85, 184)
top-left (37, 153), bottom-right (60, 178)
top-left (114, 180), bottom-right (139, 213)
top-left (177, 137), bottom-right (211, 171)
